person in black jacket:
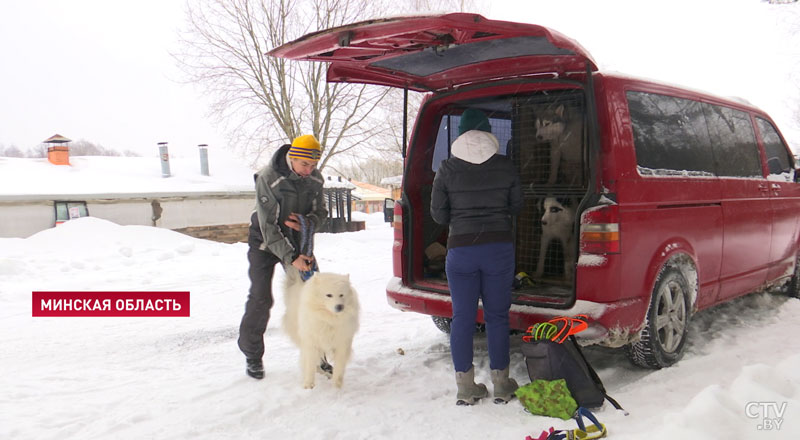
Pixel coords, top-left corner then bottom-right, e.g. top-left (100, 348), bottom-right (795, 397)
top-left (238, 134), bottom-right (328, 380)
top-left (430, 109), bottom-right (522, 405)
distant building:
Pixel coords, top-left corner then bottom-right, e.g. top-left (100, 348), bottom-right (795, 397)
top-left (380, 175), bottom-right (402, 200)
top-left (349, 180), bottom-right (391, 214)
top-left (0, 143), bottom-right (256, 242)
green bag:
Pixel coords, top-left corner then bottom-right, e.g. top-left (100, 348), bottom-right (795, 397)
top-left (515, 378), bottom-right (578, 420)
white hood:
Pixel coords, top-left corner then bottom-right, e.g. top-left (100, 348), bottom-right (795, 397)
top-left (450, 130), bottom-right (500, 164)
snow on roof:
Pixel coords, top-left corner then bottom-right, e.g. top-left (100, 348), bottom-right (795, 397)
top-left (380, 175), bottom-right (402, 186)
top-left (43, 134), bottom-right (72, 143)
top-left (350, 180), bottom-right (391, 201)
top-left (0, 154), bottom-right (256, 201)
top-left (322, 174), bottom-right (357, 189)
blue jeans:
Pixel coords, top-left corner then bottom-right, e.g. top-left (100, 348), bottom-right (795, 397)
top-left (446, 241), bottom-right (514, 373)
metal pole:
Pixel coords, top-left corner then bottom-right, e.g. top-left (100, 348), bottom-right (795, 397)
top-left (158, 142), bottom-right (171, 177)
top-left (198, 144), bottom-right (209, 176)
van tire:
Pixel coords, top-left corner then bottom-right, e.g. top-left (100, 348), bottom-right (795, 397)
top-left (626, 267), bottom-right (691, 369)
top-left (432, 316), bottom-right (452, 334)
top-left (430, 316), bottom-right (487, 334)
top-left (787, 252), bottom-right (800, 298)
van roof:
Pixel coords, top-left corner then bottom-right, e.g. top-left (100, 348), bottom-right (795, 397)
top-left (268, 13), bottom-right (597, 92)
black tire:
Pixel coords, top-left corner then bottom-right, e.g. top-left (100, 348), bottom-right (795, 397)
top-left (432, 316), bottom-right (452, 334)
top-left (786, 252), bottom-right (800, 298)
top-left (626, 267), bottom-right (692, 369)
top-left (430, 316), bottom-right (486, 334)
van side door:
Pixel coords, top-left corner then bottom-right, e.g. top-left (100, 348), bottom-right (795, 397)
top-left (705, 104), bottom-right (772, 301)
top-left (757, 117), bottom-right (800, 281)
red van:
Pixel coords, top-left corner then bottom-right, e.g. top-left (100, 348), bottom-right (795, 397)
top-left (270, 13), bottom-right (800, 368)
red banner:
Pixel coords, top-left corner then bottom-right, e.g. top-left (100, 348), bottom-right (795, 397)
top-left (32, 291), bottom-right (190, 317)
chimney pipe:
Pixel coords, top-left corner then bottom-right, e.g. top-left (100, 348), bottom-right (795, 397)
top-left (198, 144), bottom-right (209, 176)
top-left (158, 142), bottom-right (171, 177)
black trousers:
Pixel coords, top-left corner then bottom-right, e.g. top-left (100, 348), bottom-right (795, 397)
top-left (237, 246), bottom-right (281, 360)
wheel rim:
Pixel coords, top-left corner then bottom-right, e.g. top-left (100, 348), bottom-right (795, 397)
top-left (654, 279), bottom-right (687, 353)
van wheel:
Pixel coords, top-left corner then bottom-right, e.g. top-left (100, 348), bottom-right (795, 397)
top-left (432, 316), bottom-right (452, 334)
top-left (787, 252), bottom-right (800, 298)
top-left (626, 267), bottom-right (691, 369)
top-left (430, 316), bottom-right (486, 334)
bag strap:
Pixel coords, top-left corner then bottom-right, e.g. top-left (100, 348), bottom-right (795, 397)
top-left (568, 335), bottom-right (628, 415)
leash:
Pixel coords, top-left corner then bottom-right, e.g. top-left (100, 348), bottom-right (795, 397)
top-left (295, 214), bottom-right (318, 281)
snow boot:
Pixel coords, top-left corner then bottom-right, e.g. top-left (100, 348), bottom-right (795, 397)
top-left (246, 358), bottom-right (264, 380)
top-left (455, 366), bottom-right (488, 405)
top-left (490, 367), bottom-right (519, 404)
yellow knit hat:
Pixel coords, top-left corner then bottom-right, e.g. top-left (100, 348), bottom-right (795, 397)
top-left (288, 134), bottom-right (321, 161)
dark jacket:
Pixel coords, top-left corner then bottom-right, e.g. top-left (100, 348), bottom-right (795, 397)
top-left (249, 144), bottom-right (327, 265)
top-left (430, 130), bottom-right (522, 248)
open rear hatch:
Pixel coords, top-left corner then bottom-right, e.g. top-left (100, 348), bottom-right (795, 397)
top-left (268, 13), bottom-right (597, 92)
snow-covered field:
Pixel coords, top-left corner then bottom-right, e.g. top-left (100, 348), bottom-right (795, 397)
top-left (1, 213), bottom-right (798, 440)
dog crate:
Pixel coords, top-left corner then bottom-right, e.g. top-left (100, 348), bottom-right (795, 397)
top-left (420, 90), bottom-right (588, 302)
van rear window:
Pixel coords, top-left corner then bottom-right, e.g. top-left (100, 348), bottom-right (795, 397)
top-left (432, 112), bottom-right (512, 172)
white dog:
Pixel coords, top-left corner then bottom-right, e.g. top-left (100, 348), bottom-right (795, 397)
top-left (535, 197), bottom-right (576, 281)
top-left (282, 269), bottom-right (360, 389)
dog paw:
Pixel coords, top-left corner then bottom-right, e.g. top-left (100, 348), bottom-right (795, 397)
top-left (333, 377), bottom-right (343, 388)
top-left (303, 382), bottom-right (315, 389)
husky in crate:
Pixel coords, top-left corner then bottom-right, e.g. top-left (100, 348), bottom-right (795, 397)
top-left (535, 197), bottom-right (576, 281)
top-left (535, 104), bottom-right (583, 186)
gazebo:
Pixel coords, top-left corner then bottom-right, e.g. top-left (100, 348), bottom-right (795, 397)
top-left (43, 134), bottom-right (72, 165)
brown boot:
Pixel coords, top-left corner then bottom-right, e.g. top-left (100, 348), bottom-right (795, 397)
top-left (490, 367), bottom-right (519, 404)
top-left (455, 366), bottom-right (488, 405)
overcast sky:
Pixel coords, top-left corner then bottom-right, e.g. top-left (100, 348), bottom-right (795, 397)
top-left (1, 0), bottom-right (798, 159)
top-left (0, 0), bottom-right (223, 158)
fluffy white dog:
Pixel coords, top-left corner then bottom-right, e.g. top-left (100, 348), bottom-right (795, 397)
top-left (282, 269), bottom-right (360, 389)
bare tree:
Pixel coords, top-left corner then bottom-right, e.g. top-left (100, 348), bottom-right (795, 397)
top-left (176, 0), bottom-right (490, 169)
top-left (176, 0), bottom-right (397, 170)
top-left (0, 144), bottom-right (25, 158)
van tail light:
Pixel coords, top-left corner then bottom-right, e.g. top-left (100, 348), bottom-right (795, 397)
top-left (392, 201), bottom-right (403, 239)
top-left (580, 204), bottom-right (620, 254)
top-left (392, 201), bottom-right (404, 278)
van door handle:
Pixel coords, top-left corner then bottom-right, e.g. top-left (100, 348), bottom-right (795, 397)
top-left (758, 183), bottom-right (770, 193)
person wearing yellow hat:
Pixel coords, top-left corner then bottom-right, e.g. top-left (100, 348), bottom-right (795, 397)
top-left (238, 134), bottom-right (327, 380)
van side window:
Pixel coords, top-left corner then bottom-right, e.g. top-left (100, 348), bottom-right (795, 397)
top-left (431, 110), bottom-right (512, 172)
top-left (626, 91), bottom-right (715, 176)
top-left (757, 118), bottom-right (795, 180)
top-left (704, 105), bottom-right (762, 178)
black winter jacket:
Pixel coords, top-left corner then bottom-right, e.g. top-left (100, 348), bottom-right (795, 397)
top-left (430, 130), bottom-right (522, 248)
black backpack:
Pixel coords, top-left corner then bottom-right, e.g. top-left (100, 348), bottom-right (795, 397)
top-left (521, 319), bottom-right (625, 411)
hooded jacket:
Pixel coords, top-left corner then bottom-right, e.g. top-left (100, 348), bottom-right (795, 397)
top-left (430, 130), bottom-right (522, 248)
top-left (250, 144), bottom-right (327, 265)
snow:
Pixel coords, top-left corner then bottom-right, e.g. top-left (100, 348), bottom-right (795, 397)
top-left (0, 153), bottom-right (254, 198)
top-left (2, 214), bottom-right (799, 439)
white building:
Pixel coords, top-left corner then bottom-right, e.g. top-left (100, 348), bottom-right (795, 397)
top-left (0, 148), bottom-right (256, 241)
